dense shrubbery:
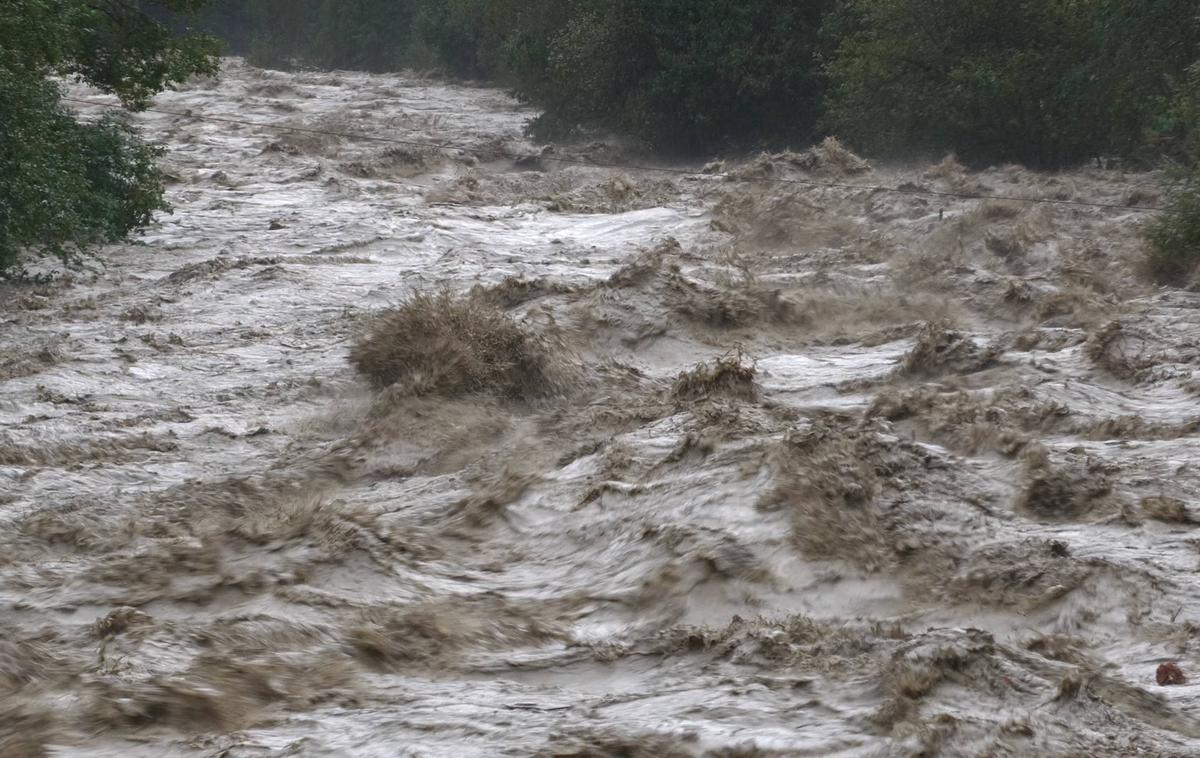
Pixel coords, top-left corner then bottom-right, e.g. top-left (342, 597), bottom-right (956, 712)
top-left (1144, 171), bottom-right (1200, 284)
top-left (824, 0), bottom-right (1200, 168)
top-left (0, 73), bottom-right (166, 269)
top-left (1147, 62), bottom-right (1200, 166)
top-left (510, 0), bottom-right (834, 153)
top-left (1, 0), bottom-right (219, 272)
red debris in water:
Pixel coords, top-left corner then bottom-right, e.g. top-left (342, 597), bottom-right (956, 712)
top-left (1157, 662), bottom-right (1187, 686)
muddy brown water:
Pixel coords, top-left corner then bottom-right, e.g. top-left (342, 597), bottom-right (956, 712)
top-left (3, 60), bottom-right (1200, 756)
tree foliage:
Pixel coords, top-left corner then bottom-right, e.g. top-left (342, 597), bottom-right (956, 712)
top-left (0, 0), bottom-right (219, 272)
top-left (1145, 169), bottom-right (1200, 284)
top-left (823, 0), bottom-right (1200, 168)
top-left (513, 0), bottom-right (834, 153)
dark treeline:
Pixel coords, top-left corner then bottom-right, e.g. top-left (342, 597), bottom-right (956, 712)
top-left (194, 0), bottom-right (1200, 170)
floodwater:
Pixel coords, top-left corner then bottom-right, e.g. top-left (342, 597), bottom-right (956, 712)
top-left (4, 60), bottom-right (1200, 756)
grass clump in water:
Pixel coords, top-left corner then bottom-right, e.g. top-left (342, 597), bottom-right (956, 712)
top-left (350, 290), bottom-right (563, 399)
top-left (671, 352), bottom-right (757, 402)
top-left (899, 322), bottom-right (998, 378)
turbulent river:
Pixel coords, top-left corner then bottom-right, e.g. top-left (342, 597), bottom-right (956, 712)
top-left (4, 60), bottom-right (1200, 756)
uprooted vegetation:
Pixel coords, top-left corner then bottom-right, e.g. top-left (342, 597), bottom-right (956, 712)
top-left (586, 238), bottom-right (957, 344)
top-left (710, 187), bottom-right (863, 249)
top-left (350, 290), bottom-right (571, 399)
top-left (938, 540), bottom-right (1096, 612)
top-left (898, 322), bottom-right (1000, 378)
top-left (671, 353), bottom-right (758, 403)
top-left (671, 279), bottom-right (798, 330)
top-left (726, 138), bottom-right (871, 182)
top-left (758, 418), bottom-right (935, 571)
top-left (470, 276), bottom-right (576, 309)
top-left (1085, 320), bottom-right (1163, 381)
top-left (339, 145), bottom-right (439, 179)
top-left (1014, 448), bottom-right (1117, 520)
top-left (0, 340), bottom-right (66, 382)
top-left (348, 597), bottom-right (565, 670)
top-left (869, 385), bottom-right (1067, 456)
top-left (426, 171), bottom-right (681, 214)
top-left (605, 240), bottom-right (797, 330)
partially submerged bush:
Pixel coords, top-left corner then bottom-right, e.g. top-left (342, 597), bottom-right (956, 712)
top-left (1143, 172), bottom-right (1200, 285)
top-left (898, 322), bottom-right (999, 378)
top-left (350, 291), bottom-right (563, 399)
top-left (1141, 495), bottom-right (1193, 524)
top-left (758, 419), bottom-right (929, 572)
top-left (671, 353), bottom-right (757, 402)
top-left (1085, 321), bottom-right (1158, 380)
top-left (1015, 452), bottom-right (1114, 520)
top-left (671, 282), bottom-right (796, 329)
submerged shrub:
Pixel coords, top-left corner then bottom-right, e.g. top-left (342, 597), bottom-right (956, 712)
top-left (349, 290), bottom-right (563, 399)
top-left (671, 352), bottom-right (757, 402)
top-left (1143, 170), bottom-right (1200, 285)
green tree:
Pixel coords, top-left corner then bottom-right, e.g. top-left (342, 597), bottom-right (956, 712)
top-left (0, 0), bottom-right (220, 272)
top-left (1143, 63), bottom-right (1200, 285)
top-left (513, 0), bottom-right (834, 154)
top-left (824, 0), bottom-right (1200, 168)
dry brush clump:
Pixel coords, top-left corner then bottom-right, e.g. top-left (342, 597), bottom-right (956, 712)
top-left (470, 276), bottom-right (576, 309)
top-left (347, 597), bottom-right (564, 671)
top-left (898, 322), bottom-right (1000, 378)
top-left (669, 279), bottom-right (798, 329)
top-left (339, 145), bottom-right (437, 179)
top-left (869, 386), bottom-right (1071, 456)
top-left (350, 290), bottom-right (570, 399)
top-left (727, 138), bottom-right (870, 182)
top-left (1085, 320), bottom-right (1162, 381)
top-left (1014, 449), bottom-right (1116, 521)
top-left (759, 418), bottom-right (931, 571)
top-left (671, 353), bottom-right (758, 403)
